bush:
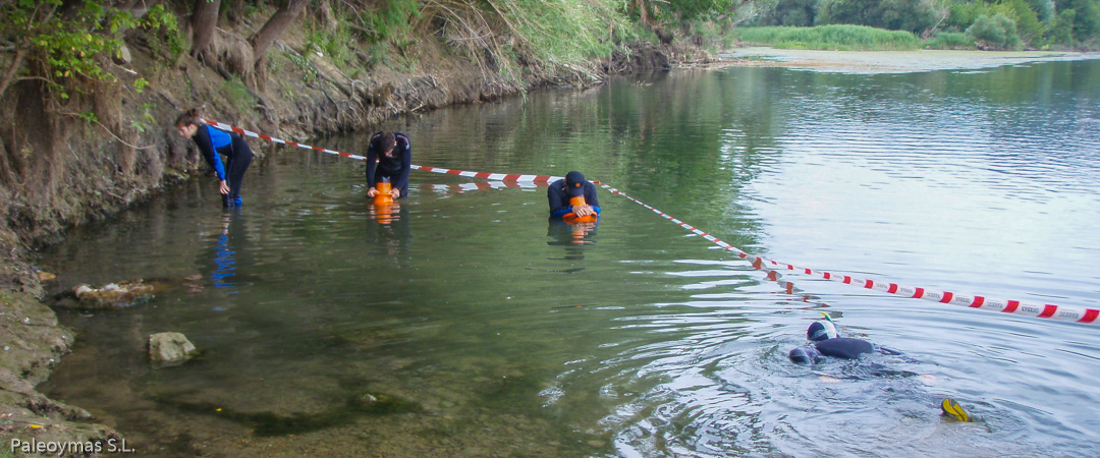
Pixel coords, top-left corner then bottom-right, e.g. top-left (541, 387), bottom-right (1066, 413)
top-left (923, 31), bottom-right (974, 48)
top-left (945, 1), bottom-right (1001, 32)
top-left (966, 13), bottom-right (1022, 49)
top-left (732, 24), bottom-right (921, 50)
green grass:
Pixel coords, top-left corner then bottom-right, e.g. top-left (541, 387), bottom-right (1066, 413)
top-left (923, 32), bottom-right (976, 50)
top-left (733, 25), bottom-right (922, 51)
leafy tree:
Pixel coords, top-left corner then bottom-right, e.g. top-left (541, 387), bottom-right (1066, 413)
top-left (816, 0), bottom-right (935, 32)
top-left (1004, 0), bottom-right (1044, 45)
top-left (1045, 8), bottom-right (1075, 44)
top-left (1073, 0), bottom-right (1100, 40)
top-left (0, 0), bottom-right (176, 99)
top-left (875, 0), bottom-right (937, 32)
top-left (966, 12), bottom-right (1021, 48)
top-left (944, 0), bottom-right (1001, 32)
top-left (1058, 0), bottom-right (1100, 42)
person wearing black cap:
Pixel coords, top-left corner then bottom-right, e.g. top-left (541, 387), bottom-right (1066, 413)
top-left (366, 131), bottom-right (412, 199)
top-left (548, 171), bottom-right (601, 220)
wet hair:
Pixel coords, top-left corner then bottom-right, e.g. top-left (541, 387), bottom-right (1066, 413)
top-left (175, 108), bottom-right (204, 128)
top-left (377, 132), bottom-right (396, 152)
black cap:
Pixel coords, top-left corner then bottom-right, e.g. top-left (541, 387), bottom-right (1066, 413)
top-left (565, 171), bottom-right (585, 197)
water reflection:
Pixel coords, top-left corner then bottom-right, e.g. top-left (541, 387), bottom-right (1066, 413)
top-left (210, 212), bottom-right (242, 293)
top-left (37, 59), bottom-right (1100, 457)
top-left (547, 219), bottom-right (598, 253)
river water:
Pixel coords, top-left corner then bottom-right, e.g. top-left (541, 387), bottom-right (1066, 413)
top-left (40, 59), bottom-right (1100, 456)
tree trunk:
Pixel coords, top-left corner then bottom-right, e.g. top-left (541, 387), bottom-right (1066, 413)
top-left (0, 48), bottom-right (26, 100)
top-left (190, 0), bottom-right (221, 60)
top-left (249, 0), bottom-right (310, 66)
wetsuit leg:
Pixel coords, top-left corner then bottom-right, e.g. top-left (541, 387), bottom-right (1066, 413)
top-left (226, 137), bottom-right (253, 206)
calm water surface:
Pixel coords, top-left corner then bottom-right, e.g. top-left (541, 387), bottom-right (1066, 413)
top-left (40, 60), bottom-right (1100, 456)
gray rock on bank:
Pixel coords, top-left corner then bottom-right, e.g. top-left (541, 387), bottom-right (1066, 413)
top-left (148, 332), bottom-right (197, 367)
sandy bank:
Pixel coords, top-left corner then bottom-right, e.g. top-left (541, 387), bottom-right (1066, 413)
top-left (722, 47), bottom-right (1100, 73)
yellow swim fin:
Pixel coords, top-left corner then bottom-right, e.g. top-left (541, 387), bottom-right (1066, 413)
top-left (941, 397), bottom-right (970, 422)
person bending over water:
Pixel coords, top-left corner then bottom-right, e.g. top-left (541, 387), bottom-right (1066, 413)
top-left (365, 131), bottom-right (412, 199)
top-left (548, 171), bottom-right (600, 222)
top-left (175, 109), bottom-right (253, 208)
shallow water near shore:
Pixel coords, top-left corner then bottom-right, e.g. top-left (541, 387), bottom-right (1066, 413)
top-left (39, 59), bottom-right (1100, 456)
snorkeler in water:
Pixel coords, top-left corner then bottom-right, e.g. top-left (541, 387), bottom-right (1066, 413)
top-left (788, 315), bottom-right (899, 364)
top-left (790, 313), bottom-right (976, 423)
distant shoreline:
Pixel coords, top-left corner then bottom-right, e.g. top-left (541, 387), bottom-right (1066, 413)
top-left (720, 47), bottom-right (1100, 73)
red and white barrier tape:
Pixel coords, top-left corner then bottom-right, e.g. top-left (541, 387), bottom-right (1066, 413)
top-left (203, 119), bottom-right (563, 183)
top-left (429, 181), bottom-right (540, 193)
top-left (598, 183), bottom-right (1100, 326)
top-left (205, 119), bottom-right (1100, 326)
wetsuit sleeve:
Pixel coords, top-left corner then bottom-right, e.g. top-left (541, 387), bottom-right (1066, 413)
top-left (365, 132), bottom-right (380, 188)
top-left (193, 126), bottom-right (226, 181)
top-left (548, 181), bottom-right (570, 217)
top-left (789, 345), bottom-right (822, 364)
top-left (585, 181), bottom-right (601, 215)
top-left (394, 134), bottom-right (412, 192)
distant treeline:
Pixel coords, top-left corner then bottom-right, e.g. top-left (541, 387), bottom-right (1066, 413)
top-left (2, 0), bottom-right (1095, 106)
top-left (737, 0), bottom-right (1100, 49)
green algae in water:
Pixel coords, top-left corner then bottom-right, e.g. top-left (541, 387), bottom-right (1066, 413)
top-left (152, 391), bottom-right (421, 437)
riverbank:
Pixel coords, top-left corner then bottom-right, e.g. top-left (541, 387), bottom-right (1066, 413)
top-left (3, 32), bottom-right (1096, 451)
top-left (723, 47), bottom-right (1100, 73)
top-left (0, 13), bottom-right (725, 449)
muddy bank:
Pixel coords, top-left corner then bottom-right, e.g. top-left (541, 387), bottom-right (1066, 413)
top-left (0, 16), bottom-right (724, 451)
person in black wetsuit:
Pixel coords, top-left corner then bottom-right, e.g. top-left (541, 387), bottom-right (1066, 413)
top-left (789, 317), bottom-right (977, 422)
top-left (365, 131), bottom-right (412, 199)
top-left (789, 319), bottom-right (884, 364)
top-left (175, 109), bottom-right (253, 208)
top-left (548, 171), bottom-right (601, 221)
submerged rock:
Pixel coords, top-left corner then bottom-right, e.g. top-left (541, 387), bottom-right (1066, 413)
top-left (68, 279), bottom-right (158, 309)
top-left (50, 275), bottom-right (204, 310)
top-left (148, 332), bottom-right (197, 367)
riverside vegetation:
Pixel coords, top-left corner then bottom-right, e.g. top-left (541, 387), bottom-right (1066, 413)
top-left (735, 0), bottom-right (1100, 50)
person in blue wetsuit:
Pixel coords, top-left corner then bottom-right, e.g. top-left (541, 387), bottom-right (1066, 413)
top-left (548, 171), bottom-right (601, 221)
top-left (175, 109), bottom-right (253, 207)
top-left (366, 131), bottom-right (412, 199)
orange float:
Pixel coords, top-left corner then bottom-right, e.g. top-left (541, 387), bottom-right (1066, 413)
top-left (562, 196), bottom-right (597, 224)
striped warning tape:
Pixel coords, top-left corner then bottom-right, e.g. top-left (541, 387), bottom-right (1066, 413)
top-left (203, 119), bottom-right (562, 183)
top-left (429, 181), bottom-right (539, 193)
top-left (205, 119), bottom-right (1099, 326)
top-left (597, 183), bottom-right (1100, 326)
